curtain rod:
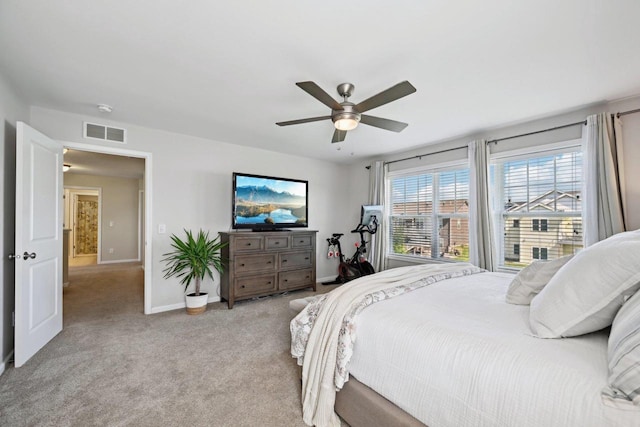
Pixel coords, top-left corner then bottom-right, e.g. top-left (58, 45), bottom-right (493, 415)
top-left (618, 107), bottom-right (640, 118)
top-left (487, 120), bottom-right (586, 144)
top-left (490, 106), bottom-right (640, 144)
top-left (382, 145), bottom-right (468, 167)
top-left (368, 106), bottom-right (640, 169)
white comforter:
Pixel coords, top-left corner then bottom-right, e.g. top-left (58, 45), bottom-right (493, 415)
top-left (291, 263), bottom-right (484, 427)
top-left (348, 272), bottom-right (639, 427)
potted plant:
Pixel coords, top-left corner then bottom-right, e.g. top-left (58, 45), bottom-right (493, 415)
top-left (162, 229), bottom-right (227, 315)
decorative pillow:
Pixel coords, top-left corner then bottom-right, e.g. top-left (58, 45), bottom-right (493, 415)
top-left (529, 229), bottom-right (640, 338)
top-left (602, 288), bottom-right (640, 409)
top-left (506, 255), bottom-right (574, 305)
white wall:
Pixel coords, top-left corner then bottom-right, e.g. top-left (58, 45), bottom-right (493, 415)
top-left (348, 96), bottom-right (640, 267)
top-left (30, 107), bottom-right (352, 311)
top-left (0, 73), bottom-right (29, 370)
top-left (65, 174), bottom-right (140, 262)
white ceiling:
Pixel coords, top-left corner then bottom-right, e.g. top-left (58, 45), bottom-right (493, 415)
top-left (2, 1), bottom-right (640, 163)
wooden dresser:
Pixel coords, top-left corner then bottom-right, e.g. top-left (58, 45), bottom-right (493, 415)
top-left (219, 230), bottom-right (317, 308)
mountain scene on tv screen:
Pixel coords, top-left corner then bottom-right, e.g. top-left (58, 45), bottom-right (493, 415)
top-left (235, 179), bottom-right (306, 225)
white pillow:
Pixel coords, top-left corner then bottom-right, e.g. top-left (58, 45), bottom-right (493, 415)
top-left (530, 230), bottom-right (640, 338)
top-left (506, 255), bottom-right (574, 305)
top-left (602, 288), bottom-right (640, 409)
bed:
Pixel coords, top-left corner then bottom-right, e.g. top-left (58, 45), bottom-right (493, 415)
top-left (290, 232), bottom-right (640, 427)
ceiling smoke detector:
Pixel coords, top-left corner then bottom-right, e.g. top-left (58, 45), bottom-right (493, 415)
top-left (97, 104), bottom-right (113, 113)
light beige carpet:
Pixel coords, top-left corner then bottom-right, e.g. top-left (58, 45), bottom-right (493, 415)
top-left (0, 263), bottom-right (341, 426)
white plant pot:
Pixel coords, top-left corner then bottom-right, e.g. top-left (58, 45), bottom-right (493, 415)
top-left (185, 292), bottom-right (208, 315)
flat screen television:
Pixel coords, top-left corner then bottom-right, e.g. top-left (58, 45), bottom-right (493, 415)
top-left (232, 172), bottom-right (308, 231)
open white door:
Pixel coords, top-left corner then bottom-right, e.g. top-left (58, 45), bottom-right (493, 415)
top-left (14, 122), bottom-right (63, 367)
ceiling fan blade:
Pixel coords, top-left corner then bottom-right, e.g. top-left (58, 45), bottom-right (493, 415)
top-left (276, 116), bottom-right (331, 126)
top-left (296, 82), bottom-right (343, 110)
top-left (332, 129), bottom-right (347, 143)
top-left (355, 81), bottom-right (416, 113)
top-left (360, 115), bottom-right (409, 132)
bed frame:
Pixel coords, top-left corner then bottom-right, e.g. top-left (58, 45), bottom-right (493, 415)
top-left (335, 375), bottom-right (427, 427)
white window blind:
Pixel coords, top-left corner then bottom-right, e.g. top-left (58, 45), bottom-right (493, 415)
top-left (490, 144), bottom-right (582, 269)
top-left (389, 167), bottom-right (469, 261)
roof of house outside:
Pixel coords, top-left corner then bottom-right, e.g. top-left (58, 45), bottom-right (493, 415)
top-left (506, 190), bottom-right (580, 213)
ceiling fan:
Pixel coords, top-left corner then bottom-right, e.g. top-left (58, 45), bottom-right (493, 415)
top-left (276, 80), bottom-right (417, 143)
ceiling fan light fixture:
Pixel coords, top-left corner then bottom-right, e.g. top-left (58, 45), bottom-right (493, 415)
top-left (333, 112), bottom-right (360, 131)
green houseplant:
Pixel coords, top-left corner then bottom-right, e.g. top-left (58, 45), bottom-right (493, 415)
top-left (162, 229), bottom-right (227, 315)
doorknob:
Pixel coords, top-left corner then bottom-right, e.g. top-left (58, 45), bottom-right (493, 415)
top-left (7, 253), bottom-right (20, 260)
top-left (23, 252), bottom-right (36, 260)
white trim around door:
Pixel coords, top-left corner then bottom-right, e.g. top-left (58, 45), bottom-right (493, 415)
top-left (61, 141), bottom-right (153, 315)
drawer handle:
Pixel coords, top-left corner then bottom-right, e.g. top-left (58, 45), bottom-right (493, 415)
top-left (246, 243), bottom-right (252, 246)
top-left (267, 281), bottom-right (272, 285)
top-left (241, 285), bottom-right (246, 288)
top-left (284, 279), bottom-right (288, 282)
top-left (267, 261), bottom-right (272, 264)
top-left (240, 263), bottom-right (245, 267)
top-left (305, 257), bottom-right (309, 260)
top-left (306, 276), bottom-right (310, 279)
top-left (299, 240), bottom-right (304, 243)
top-left (282, 259), bottom-right (287, 263)
top-left (275, 241), bottom-right (280, 245)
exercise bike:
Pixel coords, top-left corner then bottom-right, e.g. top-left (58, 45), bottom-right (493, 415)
top-left (323, 215), bottom-right (378, 285)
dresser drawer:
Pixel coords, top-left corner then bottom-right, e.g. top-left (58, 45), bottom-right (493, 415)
top-left (234, 254), bottom-right (276, 274)
top-left (232, 236), bottom-right (264, 252)
top-left (235, 274), bottom-right (277, 297)
top-left (292, 235), bottom-right (313, 248)
top-left (266, 236), bottom-right (289, 250)
top-left (279, 251), bottom-right (312, 269)
top-left (279, 269), bottom-right (314, 290)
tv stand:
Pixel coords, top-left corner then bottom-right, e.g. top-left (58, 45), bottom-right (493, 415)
top-left (251, 228), bottom-right (291, 232)
top-left (219, 230), bottom-right (317, 308)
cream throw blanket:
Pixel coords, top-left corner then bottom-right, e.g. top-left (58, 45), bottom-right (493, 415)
top-left (290, 262), bottom-right (484, 427)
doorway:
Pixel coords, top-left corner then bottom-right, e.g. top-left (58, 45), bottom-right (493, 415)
top-left (65, 187), bottom-right (101, 266)
top-left (62, 142), bottom-right (153, 314)
top-left (14, 122), bottom-right (154, 367)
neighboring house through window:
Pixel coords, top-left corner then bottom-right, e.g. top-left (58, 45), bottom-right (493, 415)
top-left (388, 165), bottom-right (470, 261)
top-left (490, 140), bottom-right (583, 269)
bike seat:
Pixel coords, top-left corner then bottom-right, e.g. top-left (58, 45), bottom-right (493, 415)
top-left (332, 233), bottom-right (344, 237)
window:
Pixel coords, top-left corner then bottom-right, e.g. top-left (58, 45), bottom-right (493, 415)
top-left (389, 166), bottom-right (469, 261)
top-left (491, 143), bottom-right (582, 269)
top-left (532, 247), bottom-right (548, 260)
top-left (532, 219), bottom-right (548, 232)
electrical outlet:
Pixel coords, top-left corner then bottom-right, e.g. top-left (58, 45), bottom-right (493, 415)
top-left (108, 248), bottom-right (114, 254)
top-left (158, 224), bottom-right (166, 234)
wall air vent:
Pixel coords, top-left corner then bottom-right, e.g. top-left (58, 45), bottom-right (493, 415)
top-left (83, 122), bottom-right (127, 144)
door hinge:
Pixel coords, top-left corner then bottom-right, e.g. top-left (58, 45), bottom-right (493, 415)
top-left (12, 311), bottom-right (15, 327)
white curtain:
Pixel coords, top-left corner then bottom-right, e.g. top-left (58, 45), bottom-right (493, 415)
top-left (368, 160), bottom-right (387, 272)
top-left (583, 113), bottom-right (627, 246)
top-left (468, 140), bottom-right (495, 271)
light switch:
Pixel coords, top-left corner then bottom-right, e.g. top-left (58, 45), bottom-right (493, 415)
top-left (158, 224), bottom-right (166, 234)
top-left (109, 220), bottom-right (114, 227)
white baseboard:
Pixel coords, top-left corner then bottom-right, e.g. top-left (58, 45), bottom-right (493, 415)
top-left (0, 350), bottom-right (14, 376)
top-left (98, 258), bottom-right (140, 265)
top-left (317, 275), bottom-right (338, 283)
top-left (150, 295), bottom-right (222, 314)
